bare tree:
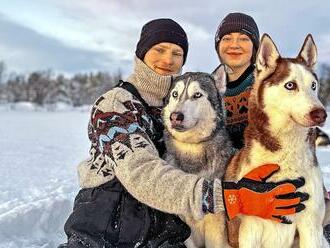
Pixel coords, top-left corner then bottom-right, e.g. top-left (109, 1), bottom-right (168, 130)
top-left (319, 64), bottom-right (330, 106)
top-left (27, 70), bottom-right (53, 105)
top-left (0, 61), bottom-right (6, 84)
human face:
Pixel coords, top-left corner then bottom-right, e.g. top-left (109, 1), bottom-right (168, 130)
top-left (218, 32), bottom-right (253, 71)
top-left (143, 42), bottom-right (184, 76)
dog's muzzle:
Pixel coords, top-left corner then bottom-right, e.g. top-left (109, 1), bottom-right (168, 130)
top-left (170, 112), bottom-right (185, 130)
top-left (309, 108), bottom-right (327, 126)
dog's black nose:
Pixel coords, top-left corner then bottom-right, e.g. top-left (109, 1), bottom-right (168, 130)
top-left (310, 108), bottom-right (327, 125)
top-left (170, 112), bottom-right (184, 122)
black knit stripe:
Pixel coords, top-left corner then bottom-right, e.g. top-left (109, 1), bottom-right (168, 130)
top-left (226, 65), bottom-right (255, 89)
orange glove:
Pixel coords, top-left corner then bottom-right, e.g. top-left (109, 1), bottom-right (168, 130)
top-left (223, 164), bottom-right (309, 224)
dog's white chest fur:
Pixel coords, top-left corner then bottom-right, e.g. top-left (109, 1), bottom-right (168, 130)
top-left (237, 136), bottom-right (327, 248)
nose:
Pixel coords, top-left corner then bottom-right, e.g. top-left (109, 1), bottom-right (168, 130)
top-left (162, 53), bottom-right (174, 65)
top-left (309, 108), bottom-right (327, 125)
top-left (229, 39), bottom-right (240, 48)
top-left (170, 112), bottom-right (184, 122)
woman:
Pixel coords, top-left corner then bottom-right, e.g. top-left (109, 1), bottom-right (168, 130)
top-left (62, 18), bottom-right (306, 248)
top-left (214, 11), bottom-right (330, 244)
top-left (214, 12), bottom-right (259, 150)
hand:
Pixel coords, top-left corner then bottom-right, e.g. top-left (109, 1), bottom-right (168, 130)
top-left (223, 164), bottom-right (309, 224)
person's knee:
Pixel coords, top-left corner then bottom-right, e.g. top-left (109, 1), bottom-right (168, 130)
top-left (157, 241), bottom-right (186, 248)
top-left (65, 234), bottom-right (100, 248)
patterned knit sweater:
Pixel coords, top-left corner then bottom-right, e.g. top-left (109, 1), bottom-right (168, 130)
top-left (77, 57), bottom-right (224, 220)
top-left (224, 65), bottom-right (255, 149)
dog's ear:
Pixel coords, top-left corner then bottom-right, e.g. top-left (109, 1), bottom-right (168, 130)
top-left (212, 64), bottom-right (227, 95)
top-left (256, 34), bottom-right (280, 80)
top-left (297, 34), bottom-right (317, 70)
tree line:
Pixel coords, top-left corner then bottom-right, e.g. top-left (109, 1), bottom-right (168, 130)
top-left (1, 61), bottom-right (330, 106)
top-left (0, 62), bottom-right (122, 106)
top-left (319, 64), bottom-right (330, 106)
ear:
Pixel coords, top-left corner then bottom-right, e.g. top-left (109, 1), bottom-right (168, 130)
top-left (212, 64), bottom-right (227, 95)
top-left (256, 34), bottom-right (281, 79)
top-left (297, 34), bottom-right (317, 69)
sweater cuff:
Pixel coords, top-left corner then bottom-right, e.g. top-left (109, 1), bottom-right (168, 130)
top-left (202, 179), bottom-right (224, 214)
top-left (213, 178), bottom-right (225, 213)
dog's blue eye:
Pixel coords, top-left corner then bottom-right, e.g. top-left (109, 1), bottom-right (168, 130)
top-left (311, 82), bottom-right (317, 91)
top-left (193, 92), bottom-right (203, 99)
top-left (284, 81), bottom-right (297, 90)
top-left (172, 91), bottom-right (178, 98)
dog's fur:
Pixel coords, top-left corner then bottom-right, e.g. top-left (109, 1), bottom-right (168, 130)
top-left (162, 65), bottom-right (234, 248)
top-left (316, 127), bottom-right (330, 146)
top-left (225, 34), bottom-right (329, 248)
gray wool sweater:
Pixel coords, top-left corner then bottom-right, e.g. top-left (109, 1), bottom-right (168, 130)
top-left (77, 57), bottom-right (224, 220)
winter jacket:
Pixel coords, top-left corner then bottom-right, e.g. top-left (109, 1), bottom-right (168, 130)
top-left (223, 65), bottom-right (255, 149)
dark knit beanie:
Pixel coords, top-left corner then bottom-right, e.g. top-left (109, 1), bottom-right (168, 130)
top-left (214, 13), bottom-right (260, 62)
top-left (135, 18), bottom-right (189, 64)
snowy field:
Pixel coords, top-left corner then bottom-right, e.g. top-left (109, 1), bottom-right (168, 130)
top-left (0, 109), bottom-right (90, 248)
top-left (0, 107), bottom-right (330, 248)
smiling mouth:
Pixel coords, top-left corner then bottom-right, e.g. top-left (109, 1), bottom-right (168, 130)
top-left (227, 53), bottom-right (242, 56)
top-left (157, 67), bottom-right (172, 72)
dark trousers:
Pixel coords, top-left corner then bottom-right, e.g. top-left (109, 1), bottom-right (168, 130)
top-left (63, 179), bottom-right (190, 248)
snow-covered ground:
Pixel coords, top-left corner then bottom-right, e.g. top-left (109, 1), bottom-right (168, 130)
top-left (0, 105), bottom-right (330, 248)
top-left (0, 109), bottom-right (90, 248)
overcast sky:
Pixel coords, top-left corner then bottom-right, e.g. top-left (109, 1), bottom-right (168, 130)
top-left (0, 0), bottom-right (329, 77)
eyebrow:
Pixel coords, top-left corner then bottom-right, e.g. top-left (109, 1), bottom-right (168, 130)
top-left (154, 44), bottom-right (183, 53)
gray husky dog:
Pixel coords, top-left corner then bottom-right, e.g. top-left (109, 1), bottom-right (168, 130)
top-left (162, 65), bottom-right (234, 248)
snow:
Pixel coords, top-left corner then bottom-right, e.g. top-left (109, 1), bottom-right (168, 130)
top-left (0, 102), bottom-right (91, 112)
top-left (0, 109), bottom-right (90, 248)
top-left (0, 105), bottom-right (330, 248)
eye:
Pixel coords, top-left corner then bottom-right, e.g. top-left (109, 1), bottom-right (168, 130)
top-left (193, 92), bottom-right (203, 99)
top-left (239, 38), bottom-right (249, 42)
top-left (221, 36), bottom-right (232, 42)
top-left (173, 51), bottom-right (183, 57)
top-left (172, 91), bottom-right (178, 98)
top-left (311, 81), bottom-right (317, 91)
top-left (284, 81), bottom-right (297, 91)
top-left (238, 36), bottom-right (250, 42)
top-left (154, 47), bottom-right (164, 53)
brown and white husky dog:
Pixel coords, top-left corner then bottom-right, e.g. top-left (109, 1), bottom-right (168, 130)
top-left (225, 34), bottom-right (329, 248)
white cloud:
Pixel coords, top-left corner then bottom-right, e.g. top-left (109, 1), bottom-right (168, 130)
top-left (318, 34), bottom-right (330, 64)
top-left (0, 0), bottom-right (141, 60)
top-left (0, 0), bottom-right (329, 74)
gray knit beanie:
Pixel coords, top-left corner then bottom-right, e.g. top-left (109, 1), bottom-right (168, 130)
top-left (214, 13), bottom-right (260, 62)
